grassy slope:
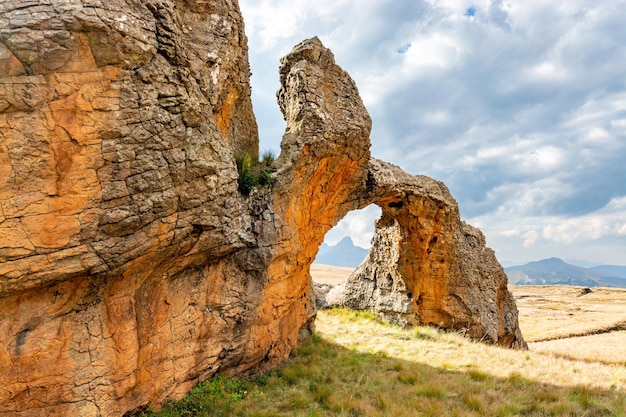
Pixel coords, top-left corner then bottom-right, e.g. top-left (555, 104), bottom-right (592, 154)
top-left (138, 309), bottom-right (626, 417)
top-left (311, 264), bottom-right (626, 364)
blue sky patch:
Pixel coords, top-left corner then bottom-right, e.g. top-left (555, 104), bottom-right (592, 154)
top-left (396, 43), bottom-right (411, 54)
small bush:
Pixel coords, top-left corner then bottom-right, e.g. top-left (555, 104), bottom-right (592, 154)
top-left (257, 169), bottom-right (272, 187)
top-left (235, 150), bottom-right (276, 196)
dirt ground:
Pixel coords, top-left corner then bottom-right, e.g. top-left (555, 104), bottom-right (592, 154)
top-left (310, 264), bottom-right (355, 286)
top-left (310, 264), bottom-right (626, 364)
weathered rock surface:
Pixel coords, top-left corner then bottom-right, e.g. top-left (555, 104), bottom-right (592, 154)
top-left (325, 159), bottom-right (526, 347)
top-left (222, 36), bottom-right (374, 378)
top-left (0, 2), bottom-right (524, 415)
top-left (269, 38), bottom-right (525, 349)
top-left (313, 282), bottom-right (334, 309)
top-left (1, 1), bottom-right (264, 415)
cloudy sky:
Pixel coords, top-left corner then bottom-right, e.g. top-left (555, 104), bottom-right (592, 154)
top-left (238, 0), bottom-right (626, 266)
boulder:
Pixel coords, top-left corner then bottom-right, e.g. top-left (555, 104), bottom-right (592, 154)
top-left (1, 1), bottom-right (263, 415)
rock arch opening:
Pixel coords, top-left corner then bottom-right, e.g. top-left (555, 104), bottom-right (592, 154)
top-left (313, 205), bottom-right (381, 269)
top-left (311, 205), bottom-right (381, 308)
top-left (309, 158), bottom-right (523, 348)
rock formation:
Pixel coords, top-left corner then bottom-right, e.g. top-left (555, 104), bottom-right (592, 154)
top-left (325, 158), bottom-right (526, 347)
top-left (1, 1), bottom-right (263, 415)
top-left (0, 1), bottom-right (524, 415)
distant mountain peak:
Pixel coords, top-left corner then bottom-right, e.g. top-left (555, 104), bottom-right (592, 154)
top-left (505, 258), bottom-right (626, 288)
top-left (537, 257), bottom-right (564, 264)
top-left (337, 236), bottom-right (355, 246)
top-left (314, 236), bottom-right (368, 268)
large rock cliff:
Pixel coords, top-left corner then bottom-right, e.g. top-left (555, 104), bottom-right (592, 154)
top-left (1, 1), bottom-right (262, 415)
top-left (0, 2), bottom-right (524, 416)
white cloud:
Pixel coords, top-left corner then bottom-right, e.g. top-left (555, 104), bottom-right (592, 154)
top-left (524, 61), bottom-right (571, 83)
top-left (402, 33), bottom-right (462, 70)
top-left (564, 92), bottom-right (626, 131)
top-left (522, 230), bottom-right (540, 248)
top-left (239, 0), bottom-right (626, 265)
top-left (513, 146), bottom-right (565, 173)
top-left (611, 119), bottom-right (626, 131)
top-left (241, 0), bottom-right (353, 51)
top-left (470, 196), bottom-right (626, 264)
top-left (324, 205), bottom-right (382, 249)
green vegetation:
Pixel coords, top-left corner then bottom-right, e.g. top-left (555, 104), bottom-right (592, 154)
top-left (236, 149), bottom-right (276, 196)
top-left (136, 376), bottom-right (250, 417)
top-left (135, 310), bottom-right (626, 417)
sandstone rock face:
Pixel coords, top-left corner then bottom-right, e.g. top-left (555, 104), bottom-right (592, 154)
top-left (233, 37), bottom-right (373, 375)
top-left (1, 1), bottom-right (265, 415)
top-left (270, 38), bottom-right (525, 349)
top-left (0, 2), bottom-right (524, 415)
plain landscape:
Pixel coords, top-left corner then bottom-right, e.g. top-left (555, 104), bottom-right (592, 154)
top-left (316, 239), bottom-right (626, 288)
top-left (139, 265), bottom-right (626, 416)
top-left (312, 265), bottom-right (626, 365)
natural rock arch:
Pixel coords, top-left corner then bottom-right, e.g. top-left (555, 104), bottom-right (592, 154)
top-left (328, 159), bottom-right (524, 347)
top-left (0, 3), bottom-right (524, 415)
top-left (263, 37), bottom-right (525, 350)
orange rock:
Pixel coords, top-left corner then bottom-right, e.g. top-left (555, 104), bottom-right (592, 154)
top-left (0, 6), bottom-right (524, 417)
top-left (1, 1), bottom-right (258, 415)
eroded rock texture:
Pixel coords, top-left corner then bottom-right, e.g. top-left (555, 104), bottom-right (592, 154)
top-left (325, 159), bottom-right (526, 348)
top-left (267, 37), bottom-right (525, 349)
top-left (239, 37), bottom-right (372, 373)
top-left (1, 1), bottom-right (264, 415)
top-left (0, 2), bottom-right (524, 415)
top-left (273, 39), bottom-right (525, 350)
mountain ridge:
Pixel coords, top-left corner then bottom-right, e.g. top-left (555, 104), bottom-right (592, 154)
top-left (505, 258), bottom-right (626, 288)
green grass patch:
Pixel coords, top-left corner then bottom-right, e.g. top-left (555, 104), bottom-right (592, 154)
top-left (135, 375), bottom-right (251, 417)
top-left (133, 309), bottom-right (626, 417)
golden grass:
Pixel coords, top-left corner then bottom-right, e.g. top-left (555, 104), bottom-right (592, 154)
top-left (512, 285), bottom-right (626, 364)
top-left (141, 309), bottom-right (626, 417)
top-left (310, 263), bottom-right (355, 286)
top-left (312, 264), bottom-right (626, 364)
top-left (531, 331), bottom-right (626, 365)
top-left (316, 309), bottom-right (626, 391)
top-left (138, 268), bottom-right (626, 416)
top-left (513, 286), bottom-right (626, 342)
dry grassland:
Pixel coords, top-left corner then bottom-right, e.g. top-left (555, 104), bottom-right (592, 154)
top-left (311, 264), bottom-right (626, 364)
top-left (315, 309), bottom-right (626, 392)
top-left (142, 265), bottom-right (626, 416)
top-left (310, 264), bottom-right (355, 286)
top-left (513, 285), bottom-right (626, 364)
